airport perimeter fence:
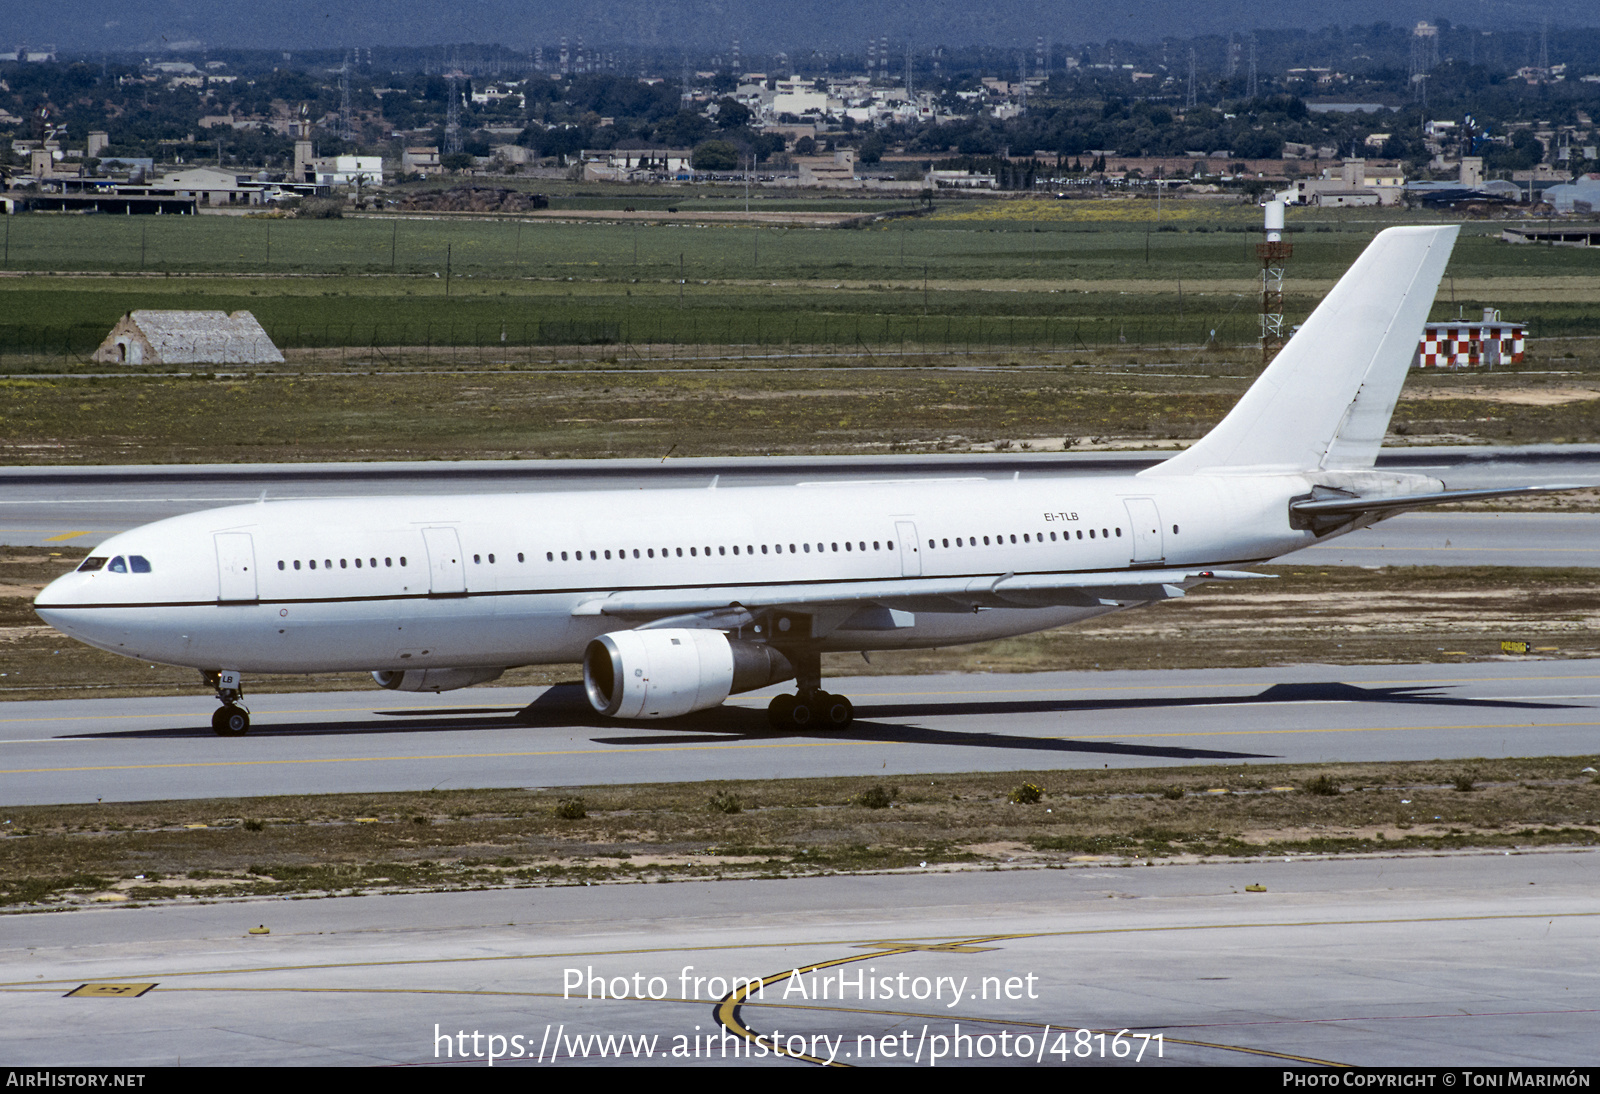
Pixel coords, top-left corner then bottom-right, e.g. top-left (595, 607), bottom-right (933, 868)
top-left (8, 310), bottom-right (1600, 369)
top-left (8, 298), bottom-right (1600, 368)
top-left (3, 313), bottom-right (1283, 367)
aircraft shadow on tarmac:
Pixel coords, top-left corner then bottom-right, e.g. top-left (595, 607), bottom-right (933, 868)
top-left (62, 681), bottom-right (1583, 762)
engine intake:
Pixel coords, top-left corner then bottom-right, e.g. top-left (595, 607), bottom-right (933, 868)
top-left (583, 628), bottom-right (793, 719)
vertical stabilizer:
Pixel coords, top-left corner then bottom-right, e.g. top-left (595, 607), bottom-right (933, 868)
top-left (1145, 225), bottom-right (1457, 475)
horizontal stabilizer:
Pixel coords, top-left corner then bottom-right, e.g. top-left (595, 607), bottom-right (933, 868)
top-left (1291, 483), bottom-right (1586, 518)
top-left (1289, 483), bottom-right (1586, 535)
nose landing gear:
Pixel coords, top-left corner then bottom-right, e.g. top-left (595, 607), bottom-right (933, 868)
top-left (202, 669), bottom-right (251, 737)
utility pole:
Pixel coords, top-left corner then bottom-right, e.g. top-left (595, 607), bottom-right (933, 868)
top-left (339, 52), bottom-right (355, 141)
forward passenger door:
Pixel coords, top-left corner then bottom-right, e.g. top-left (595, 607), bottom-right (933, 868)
top-left (214, 533), bottom-right (258, 603)
top-left (422, 527), bottom-right (467, 596)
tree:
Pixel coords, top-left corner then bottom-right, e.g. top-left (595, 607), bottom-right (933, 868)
top-left (714, 97), bottom-right (752, 130)
top-left (857, 132), bottom-right (886, 164)
top-left (660, 110), bottom-right (711, 147)
top-left (691, 140), bottom-right (739, 171)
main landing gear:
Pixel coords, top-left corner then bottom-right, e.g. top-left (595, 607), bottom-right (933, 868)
top-left (202, 669), bottom-right (251, 737)
top-left (764, 648), bottom-right (854, 730)
top-left (767, 690), bottom-right (854, 730)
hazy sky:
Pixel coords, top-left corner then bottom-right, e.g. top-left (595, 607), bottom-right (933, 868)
top-left (15, 0), bottom-right (1598, 54)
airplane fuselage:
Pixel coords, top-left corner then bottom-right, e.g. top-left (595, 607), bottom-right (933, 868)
top-left (34, 470), bottom-right (1332, 674)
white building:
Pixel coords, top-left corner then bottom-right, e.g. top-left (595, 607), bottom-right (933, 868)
top-left (1278, 159), bottom-right (1404, 206)
top-left (305, 155), bottom-right (384, 187)
top-left (93, 311), bottom-right (284, 366)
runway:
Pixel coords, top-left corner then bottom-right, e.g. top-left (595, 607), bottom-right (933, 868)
top-left (4, 445), bottom-right (1597, 563)
top-left (4, 661), bottom-right (1598, 806)
top-left (1287, 511), bottom-right (1600, 566)
top-left (2, 851), bottom-right (1595, 1066)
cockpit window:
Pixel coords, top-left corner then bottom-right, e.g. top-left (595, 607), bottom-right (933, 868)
top-left (129, 556), bottom-right (152, 573)
top-left (107, 556), bottom-right (127, 573)
top-left (77, 557), bottom-right (107, 572)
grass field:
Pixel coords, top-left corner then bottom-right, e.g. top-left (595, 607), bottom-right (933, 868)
top-left (2, 201), bottom-right (1597, 363)
top-left (4, 757), bottom-right (1597, 909)
top-left (0, 196), bottom-right (1594, 465)
top-left (2, 345), bottom-right (1598, 465)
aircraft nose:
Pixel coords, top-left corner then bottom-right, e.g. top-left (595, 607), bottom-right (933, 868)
top-left (34, 570), bottom-right (84, 613)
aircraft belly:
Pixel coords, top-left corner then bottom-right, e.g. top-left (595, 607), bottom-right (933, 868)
top-left (818, 604), bottom-right (1120, 651)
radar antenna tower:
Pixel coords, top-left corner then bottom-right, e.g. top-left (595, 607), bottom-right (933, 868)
top-left (1257, 199), bottom-right (1293, 362)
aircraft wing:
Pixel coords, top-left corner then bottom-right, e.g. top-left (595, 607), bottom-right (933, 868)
top-left (571, 567), bottom-right (1270, 626)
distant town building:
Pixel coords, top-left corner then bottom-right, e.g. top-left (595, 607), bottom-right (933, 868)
top-left (93, 311), bottom-right (284, 366)
top-left (1278, 159), bottom-right (1404, 206)
top-left (402, 147), bottom-right (441, 172)
top-left (155, 167), bottom-right (275, 207)
top-left (797, 150), bottom-right (858, 187)
top-left (1501, 226), bottom-right (1600, 247)
top-left (303, 155), bottom-right (383, 187)
top-left (1538, 174), bottom-right (1600, 214)
top-left (928, 168), bottom-right (999, 189)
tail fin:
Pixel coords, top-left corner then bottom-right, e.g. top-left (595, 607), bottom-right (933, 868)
top-left (1145, 224), bottom-right (1458, 476)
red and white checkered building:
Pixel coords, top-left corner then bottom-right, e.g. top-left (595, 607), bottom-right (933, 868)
top-left (1413, 309), bottom-right (1526, 368)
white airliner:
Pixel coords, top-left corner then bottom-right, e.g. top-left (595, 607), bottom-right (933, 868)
top-left (33, 225), bottom-right (1574, 735)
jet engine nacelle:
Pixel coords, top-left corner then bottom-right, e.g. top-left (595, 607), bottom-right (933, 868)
top-left (583, 628), bottom-right (794, 719)
top-left (372, 667), bottom-right (506, 692)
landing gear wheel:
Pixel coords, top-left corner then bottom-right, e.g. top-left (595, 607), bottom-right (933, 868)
top-left (212, 704), bottom-right (250, 737)
top-left (767, 693), bottom-right (798, 729)
top-left (820, 693), bottom-right (854, 729)
top-left (787, 696), bottom-right (815, 728)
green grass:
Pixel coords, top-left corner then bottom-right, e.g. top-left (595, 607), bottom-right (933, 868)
top-left (2, 206), bottom-right (1596, 363)
top-left (5, 206), bottom-right (1592, 280)
top-left (0, 277), bottom-right (1284, 358)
